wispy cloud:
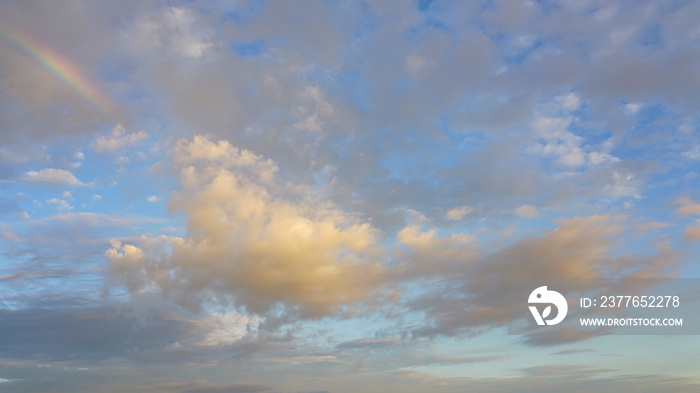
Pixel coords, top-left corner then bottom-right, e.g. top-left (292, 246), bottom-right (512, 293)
top-left (19, 168), bottom-right (85, 186)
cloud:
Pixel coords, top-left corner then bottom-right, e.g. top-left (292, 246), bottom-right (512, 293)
top-left (396, 225), bottom-right (476, 278)
top-left (401, 215), bottom-right (678, 342)
top-left (124, 6), bottom-right (214, 59)
top-left (0, 303), bottom-right (197, 362)
top-left (108, 136), bottom-right (386, 318)
top-left (181, 382), bottom-right (270, 393)
top-left (446, 205), bottom-right (473, 220)
top-left (94, 124), bottom-right (147, 152)
top-left (20, 212), bottom-right (164, 228)
top-left (673, 197), bottom-right (700, 216)
top-left (19, 168), bottom-right (85, 186)
top-left (47, 198), bottom-right (73, 211)
top-left (105, 239), bottom-right (144, 267)
top-left (335, 338), bottom-right (400, 350)
top-left (146, 195), bottom-right (160, 202)
top-left (514, 204), bottom-right (538, 219)
top-left (682, 219), bottom-right (700, 241)
top-left (0, 145), bottom-right (50, 165)
top-left (292, 86), bottom-right (334, 132)
top-left (0, 194), bottom-right (24, 219)
top-left (551, 348), bottom-right (594, 356)
top-left (624, 102), bottom-right (642, 115)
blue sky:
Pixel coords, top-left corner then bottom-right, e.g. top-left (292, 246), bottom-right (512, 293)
top-left (1, 1), bottom-right (700, 392)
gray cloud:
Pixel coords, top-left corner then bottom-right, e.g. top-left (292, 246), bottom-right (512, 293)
top-left (396, 215), bottom-right (678, 344)
top-left (181, 383), bottom-right (270, 393)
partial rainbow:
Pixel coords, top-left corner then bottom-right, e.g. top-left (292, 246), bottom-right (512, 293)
top-left (0, 27), bottom-right (115, 115)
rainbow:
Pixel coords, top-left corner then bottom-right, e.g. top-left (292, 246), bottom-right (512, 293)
top-left (0, 27), bottom-right (115, 115)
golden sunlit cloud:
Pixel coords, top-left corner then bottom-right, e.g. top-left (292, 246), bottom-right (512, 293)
top-left (108, 136), bottom-right (386, 317)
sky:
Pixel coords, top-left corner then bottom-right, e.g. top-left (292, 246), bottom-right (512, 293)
top-left (1, 0), bottom-right (700, 392)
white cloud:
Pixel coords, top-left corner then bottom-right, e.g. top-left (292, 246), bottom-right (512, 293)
top-left (47, 198), bottom-right (73, 211)
top-left (125, 6), bottom-right (213, 59)
top-left (555, 93), bottom-right (580, 111)
top-left (146, 195), bottom-right (161, 203)
top-left (588, 151), bottom-right (620, 166)
top-left (94, 124), bottom-right (147, 153)
top-left (446, 206), bottom-right (473, 220)
top-left (624, 102), bottom-right (642, 115)
top-left (513, 35), bottom-right (536, 48)
top-left (605, 171), bottom-right (640, 199)
top-left (92, 194), bottom-right (102, 201)
top-left (529, 116), bottom-right (587, 167)
top-left (71, 151), bottom-right (85, 168)
top-left (529, 95), bottom-right (618, 169)
top-left (396, 208), bottom-right (428, 223)
top-left (514, 204), bottom-right (538, 219)
top-left (682, 146), bottom-right (700, 160)
top-left (20, 168), bottom-right (85, 186)
top-left (164, 7), bottom-right (213, 58)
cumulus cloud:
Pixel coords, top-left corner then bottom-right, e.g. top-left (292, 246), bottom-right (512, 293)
top-left (108, 136), bottom-right (386, 318)
top-left (20, 168), bottom-right (85, 186)
top-left (105, 238), bottom-right (144, 267)
top-left (94, 123), bottom-right (147, 152)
